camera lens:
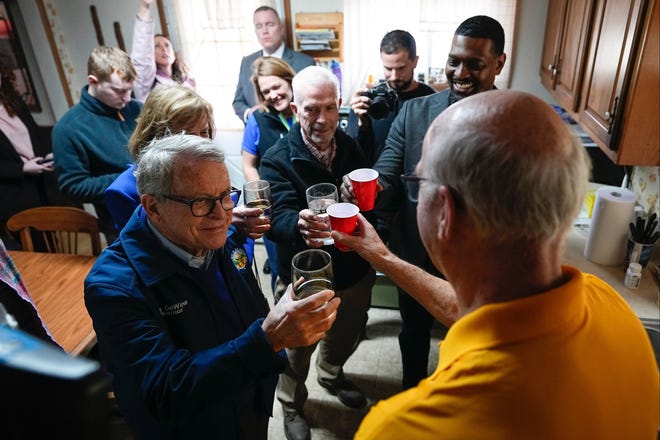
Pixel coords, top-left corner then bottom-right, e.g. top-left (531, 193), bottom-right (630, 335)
top-left (369, 97), bottom-right (390, 119)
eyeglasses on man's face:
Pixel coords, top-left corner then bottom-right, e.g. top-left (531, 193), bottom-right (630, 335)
top-left (400, 173), bottom-right (431, 203)
top-left (163, 187), bottom-right (241, 217)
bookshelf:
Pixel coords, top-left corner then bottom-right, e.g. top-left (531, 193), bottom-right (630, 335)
top-left (294, 12), bottom-right (343, 62)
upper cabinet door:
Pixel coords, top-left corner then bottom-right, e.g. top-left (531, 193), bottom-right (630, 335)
top-left (540, 0), bottom-right (658, 166)
top-left (540, 0), bottom-right (566, 91)
top-left (579, 0), bottom-right (645, 149)
top-left (540, 0), bottom-right (595, 112)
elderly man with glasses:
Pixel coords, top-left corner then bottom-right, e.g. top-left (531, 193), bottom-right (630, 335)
top-left (84, 134), bottom-right (340, 440)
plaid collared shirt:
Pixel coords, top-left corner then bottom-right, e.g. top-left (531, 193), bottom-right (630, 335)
top-left (301, 129), bottom-right (337, 172)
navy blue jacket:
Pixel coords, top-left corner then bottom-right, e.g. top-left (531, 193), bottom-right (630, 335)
top-left (253, 108), bottom-right (290, 163)
top-left (85, 207), bottom-right (286, 439)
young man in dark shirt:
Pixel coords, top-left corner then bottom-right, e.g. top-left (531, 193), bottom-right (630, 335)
top-left (347, 30), bottom-right (436, 163)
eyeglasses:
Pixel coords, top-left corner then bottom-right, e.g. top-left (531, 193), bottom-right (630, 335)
top-left (401, 173), bottom-right (464, 208)
top-left (163, 187), bottom-right (241, 217)
top-left (400, 173), bottom-right (431, 203)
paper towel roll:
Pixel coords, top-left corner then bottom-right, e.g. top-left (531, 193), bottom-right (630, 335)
top-left (584, 186), bottom-right (636, 265)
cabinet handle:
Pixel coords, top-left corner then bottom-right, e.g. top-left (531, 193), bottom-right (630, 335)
top-left (605, 97), bottom-right (619, 134)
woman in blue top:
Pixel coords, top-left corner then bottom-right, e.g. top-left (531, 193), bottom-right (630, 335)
top-left (241, 57), bottom-right (296, 293)
top-left (241, 57), bottom-right (297, 180)
top-left (105, 85), bottom-right (269, 260)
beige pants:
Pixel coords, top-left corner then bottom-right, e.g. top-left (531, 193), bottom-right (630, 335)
top-left (275, 269), bottom-right (376, 413)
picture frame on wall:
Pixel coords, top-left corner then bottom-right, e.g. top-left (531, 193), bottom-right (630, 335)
top-left (0, 0), bottom-right (41, 112)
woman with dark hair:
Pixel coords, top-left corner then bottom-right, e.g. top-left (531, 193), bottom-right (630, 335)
top-left (0, 63), bottom-right (54, 246)
top-left (131, 0), bottom-right (195, 102)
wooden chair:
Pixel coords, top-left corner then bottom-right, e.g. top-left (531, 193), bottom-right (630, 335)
top-left (6, 206), bottom-right (102, 256)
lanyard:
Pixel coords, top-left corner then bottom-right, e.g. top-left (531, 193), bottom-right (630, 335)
top-left (278, 113), bottom-right (296, 131)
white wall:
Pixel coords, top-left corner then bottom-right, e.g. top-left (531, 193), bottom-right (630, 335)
top-left (509, 0), bottom-right (555, 103)
top-left (289, 0), bottom-right (342, 14)
top-left (15, 0), bottom-right (62, 125)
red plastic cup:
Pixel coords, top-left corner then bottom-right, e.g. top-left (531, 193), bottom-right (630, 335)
top-left (349, 168), bottom-right (379, 211)
top-left (327, 203), bottom-right (359, 251)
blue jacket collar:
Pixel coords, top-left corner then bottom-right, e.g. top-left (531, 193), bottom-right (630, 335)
top-left (119, 207), bottom-right (196, 286)
top-left (118, 207), bottom-right (243, 286)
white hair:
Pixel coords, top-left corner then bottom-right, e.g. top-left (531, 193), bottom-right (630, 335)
top-left (292, 65), bottom-right (340, 106)
top-left (136, 133), bottom-right (225, 198)
top-left (422, 93), bottom-right (591, 243)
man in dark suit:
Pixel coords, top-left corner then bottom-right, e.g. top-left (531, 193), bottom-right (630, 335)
top-left (342, 15), bottom-right (507, 391)
top-left (232, 6), bottom-right (315, 124)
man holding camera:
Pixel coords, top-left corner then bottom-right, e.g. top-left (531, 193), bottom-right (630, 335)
top-left (345, 29), bottom-right (436, 382)
top-left (347, 30), bottom-right (435, 163)
top-left (342, 16), bottom-right (507, 390)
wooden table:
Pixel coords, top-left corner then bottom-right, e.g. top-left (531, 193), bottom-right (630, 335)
top-left (8, 251), bottom-right (97, 356)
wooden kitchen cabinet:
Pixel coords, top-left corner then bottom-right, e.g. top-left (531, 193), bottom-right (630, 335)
top-left (580, 0), bottom-right (658, 165)
top-left (541, 0), bottom-right (659, 165)
top-left (540, 0), bottom-right (595, 112)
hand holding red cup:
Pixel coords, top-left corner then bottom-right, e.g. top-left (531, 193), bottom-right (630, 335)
top-left (349, 168), bottom-right (379, 211)
top-left (327, 203), bottom-right (359, 251)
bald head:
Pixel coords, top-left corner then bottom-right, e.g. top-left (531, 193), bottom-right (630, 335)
top-left (419, 90), bottom-right (591, 242)
top-left (428, 90), bottom-right (574, 158)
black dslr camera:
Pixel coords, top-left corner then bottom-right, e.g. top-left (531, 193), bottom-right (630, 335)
top-left (360, 82), bottom-right (397, 119)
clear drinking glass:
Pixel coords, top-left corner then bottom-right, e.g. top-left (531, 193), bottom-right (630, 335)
top-left (306, 183), bottom-right (338, 245)
top-left (291, 249), bottom-right (334, 300)
top-left (243, 179), bottom-right (271, 219)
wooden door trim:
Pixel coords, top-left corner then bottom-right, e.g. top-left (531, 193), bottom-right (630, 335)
top-left (35, 0), bottom-right (73, 107)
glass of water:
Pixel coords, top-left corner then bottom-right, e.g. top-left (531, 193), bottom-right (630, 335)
top-left (306, 182), bottom-right (338, 245)
top-left (291, 249), bottom-right (334, 300)
top-left (243, 179), bottom-right (272, 219)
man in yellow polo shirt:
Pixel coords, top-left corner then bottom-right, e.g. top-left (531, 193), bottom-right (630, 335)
top-left (334, 90), bottom-right (659, 439)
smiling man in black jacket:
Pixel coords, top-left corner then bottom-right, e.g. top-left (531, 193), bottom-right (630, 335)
top-left (260, 65), bottom-right (376, 440)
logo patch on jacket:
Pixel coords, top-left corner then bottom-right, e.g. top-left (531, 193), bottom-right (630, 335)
top-left (231, 247), bottom-right (248, 271)
top-left (159, 300), bottom-right (188, 317)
